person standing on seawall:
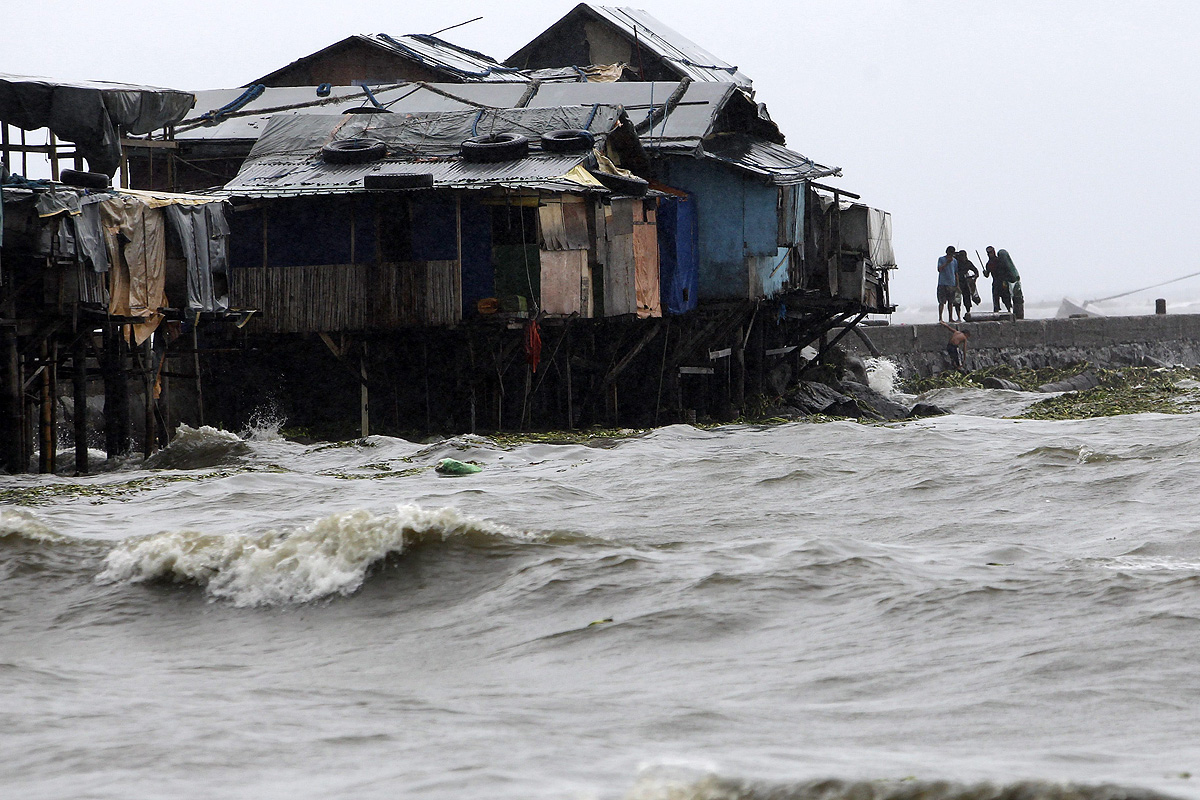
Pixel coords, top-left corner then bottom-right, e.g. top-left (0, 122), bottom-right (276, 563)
top-left (984, 246), bottom-right (1024, 318)
top-left (937, 246), bottom-right (959, 323)
top-left (954, 250), bottom-right (981, 319)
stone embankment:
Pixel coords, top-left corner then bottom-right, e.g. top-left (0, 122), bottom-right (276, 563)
top-left (844, 314), bottom-right (1200, 377)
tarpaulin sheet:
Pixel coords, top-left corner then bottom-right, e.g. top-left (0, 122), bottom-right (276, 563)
top-left (0, 74), bottom-right (194, 176)
top-left (245, 106), bottom-right (623, 163)
top-left (164, 202), bottom-right (230, 313)
top-left (100, 194), bottom-right (167, 343)
top-left (656, 194), bottom-right (698, 314)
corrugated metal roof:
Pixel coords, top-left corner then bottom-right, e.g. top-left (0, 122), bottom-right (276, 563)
top-left (585, 6), bottom-right (752, 86)
top-left (359, 34), bottom-right (527, 82)
top-left (170, 84), bottom-right (838, 185)
top-left (699, 137), bottom-right (840, 185)
top-left (223, 156), bottom-right (599, 197)
top-left (175, 81), bottom-right (731, 147)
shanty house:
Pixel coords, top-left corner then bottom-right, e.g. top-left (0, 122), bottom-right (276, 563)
top-left (217, 105), bottom-right (662, 333)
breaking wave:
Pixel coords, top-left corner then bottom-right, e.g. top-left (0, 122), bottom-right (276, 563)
top-left (0, 508), bottom-right (64, 544)
top-left (624, 773), bottom-right (1182, 800)
top-left (142, 424), bottom-right (251, 470)
top-left (97, 504), bottom-right (524, 607)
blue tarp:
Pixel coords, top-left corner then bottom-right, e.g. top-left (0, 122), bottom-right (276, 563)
top-left (656, 194), bottom-right (698, 314)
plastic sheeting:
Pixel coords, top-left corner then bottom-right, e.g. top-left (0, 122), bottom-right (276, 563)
top-left (245, 106), bottom-right (623, 163)
top-left (656, 194), bottom-right (698, 315)
top-left (100, 194), bottom-right (167, 344)
top-left (164, 203), bottom-right (230, 313)
top-left (0, 73), bottom-right (194, 175)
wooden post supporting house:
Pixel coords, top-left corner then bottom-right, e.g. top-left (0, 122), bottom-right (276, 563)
top-left (142, 338), bottom-right (156, 458)
top-left (360, 341), bottom-right (369, 438)
top-left (1, 327), bottom-right (22, 473)
top-left (104, 327), bottom-right (130, 459)
top-left (73, 330), bottom-right (88, 474)
top-left (38, 338), bottom-right (55, 473)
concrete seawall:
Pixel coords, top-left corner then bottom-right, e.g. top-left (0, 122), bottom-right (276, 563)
top-left (843, 314), bottom-right (1200, 376)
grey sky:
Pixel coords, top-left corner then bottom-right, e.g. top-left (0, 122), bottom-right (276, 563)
top-left (5, 0), bottom-right (1198, 311)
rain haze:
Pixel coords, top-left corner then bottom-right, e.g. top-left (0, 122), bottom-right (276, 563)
top-left (4, 0), bottom-right (1199, 317)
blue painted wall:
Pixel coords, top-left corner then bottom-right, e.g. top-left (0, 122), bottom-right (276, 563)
top-left (659, 159), bottom-right (779, 300)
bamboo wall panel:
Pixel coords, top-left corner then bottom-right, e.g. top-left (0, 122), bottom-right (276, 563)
top-left (232, 260), bottom-right (461, 333)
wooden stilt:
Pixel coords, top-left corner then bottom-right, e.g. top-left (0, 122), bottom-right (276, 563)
top-left (73, 331), bottom-right (88, 475)
top-left (732, 324), bottom-right (745, 415)
top-left (143, 337), bottom-right (156, 458)
top-left (360, 341), bottom-right (369, 438)
top-left (104, 326), bottom-right (129, 459)
top-left (1, 327), bottom-right (22, 473)
top-left (39, 339), bottom-right (53, 473)
top-left (422, 335), bottom-right (431, 431)
top-left (467, 332), bottom-right (477, 434)
top-left (192, 326), bottom-right (205, 426)
top-left (565, 332), bottom-right (574, 430)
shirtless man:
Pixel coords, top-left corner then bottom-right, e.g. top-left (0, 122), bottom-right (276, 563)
top-left (940, 321), bottom-right (969, 370)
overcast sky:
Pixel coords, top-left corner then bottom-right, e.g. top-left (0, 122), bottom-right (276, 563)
top-left (5, 0), bottom-right (1199, 312)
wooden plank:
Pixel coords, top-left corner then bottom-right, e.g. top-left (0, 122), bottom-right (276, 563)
top-left (632, 207), bottom-right (661, 318)
top-left (539, 250), bottom-right (588, 316)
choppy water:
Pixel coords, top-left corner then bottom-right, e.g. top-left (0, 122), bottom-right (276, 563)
top-left (3, 371), bottom-right (1200, 800)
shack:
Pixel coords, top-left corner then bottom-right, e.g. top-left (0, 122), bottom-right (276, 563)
top-left (218, 104), bottom-right (658, 328)
top-left (0, 176), bottom-right (233, 474)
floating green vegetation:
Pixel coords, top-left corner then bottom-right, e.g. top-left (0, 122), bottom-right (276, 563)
top-left (0, 466), bottom-right (288, 507)
top-left (485, 428), bottom-right (651, 448)
top-left (901, 363), bottom-right (1101, 394)
top-left (316, 466), bottom-right (426, 480)
top-left (1017, 367), bottom-right (1200, 420)
top-left (305, 438), bottom-right (380, 453)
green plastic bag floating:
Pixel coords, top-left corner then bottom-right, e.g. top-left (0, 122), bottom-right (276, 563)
top-left (435, 458), bottom-right (482, 476)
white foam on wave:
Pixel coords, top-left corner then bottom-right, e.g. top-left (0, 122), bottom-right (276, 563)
top-left (624, 771), bottom-right (1178, 800)
top-left (864, 356), bottom-right (902, 396)
top-left (0, 509), bottom-right (63, 543)
top-left (143, 424), bottom-right (251, 470)
top-left (96, 504), bottom-right (518, 607)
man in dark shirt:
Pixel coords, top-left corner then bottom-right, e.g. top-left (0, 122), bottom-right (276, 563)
top-left (954, 250), bottom-right (981, 318)
top-left (984, 246), bottom-right (1019, 313)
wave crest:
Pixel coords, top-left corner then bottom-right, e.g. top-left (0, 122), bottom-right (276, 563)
top-left (0, 509), bottom-right (64, 544)
top-left (625, 773), bottom-right (1182, 800)
top-left (143, 424), bottom-right (251, 470)
top-left (97, 505), bottom-right (518, 606)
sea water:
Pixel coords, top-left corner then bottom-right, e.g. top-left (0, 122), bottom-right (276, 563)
top-left (3, 367), bottom-right (1199, 800)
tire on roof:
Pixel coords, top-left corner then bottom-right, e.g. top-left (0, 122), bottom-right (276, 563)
top-left (59, 169), bottom-right (110, 190)
top-left (590, 170), bottom-right (649, 196)
top-left (460, 133), bottom-right (529, 163)
top-left (321, 138), bottom-right (387, 164)
top-left (540, 129), bottom-right (596, 153)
